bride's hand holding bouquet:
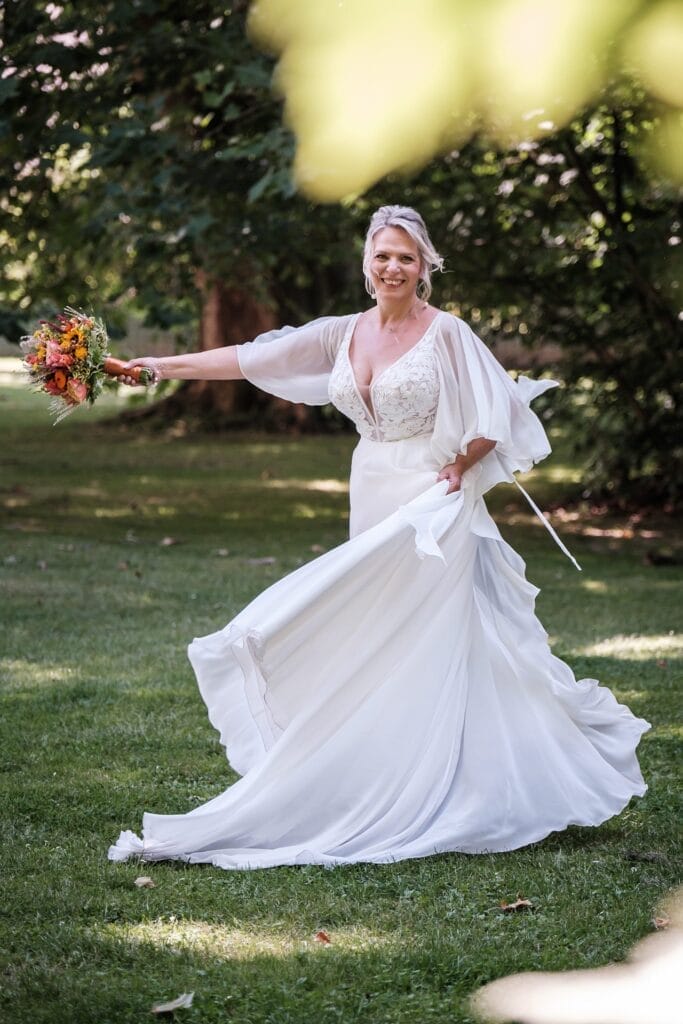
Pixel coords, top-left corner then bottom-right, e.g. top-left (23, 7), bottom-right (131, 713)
top-left (116, 356), bottom-right (164, 388)
top-left (21, 308), bottom-right (156, 423)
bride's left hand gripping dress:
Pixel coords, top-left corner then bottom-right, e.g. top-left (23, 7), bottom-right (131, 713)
top-left (109, 311), bottom-right (649, 869)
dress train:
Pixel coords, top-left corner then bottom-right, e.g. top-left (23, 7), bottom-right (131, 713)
top-left (109, 479), bottom-right (648, 869)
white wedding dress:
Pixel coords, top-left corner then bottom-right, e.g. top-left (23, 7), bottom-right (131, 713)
top-left (109, 311), bottom-right (649, 869)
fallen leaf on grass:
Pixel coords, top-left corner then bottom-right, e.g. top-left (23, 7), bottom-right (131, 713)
top-left (314, 930), bottom-right (331, 944)
top-left (134, 876), bottom-right (156, 888)
top-left (500, 896), bottom-right (534, 912)
top-left (36, 560), bottom-right (48, 571)
top-left (653, 916), bottom-right (670, 929)
top-left (216, 548), bottom-right (230, 557)
top-left (310, 544), bottom-right (326, 553)
top-left (151, 991), bottom-right (194, 1014)
top-left (159, 536), bottom-right (180, 547)
top-left (246, 556), bottom-right (277, 565)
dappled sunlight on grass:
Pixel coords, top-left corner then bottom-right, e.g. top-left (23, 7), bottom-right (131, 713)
top-left (261, 477), bottom-right (349, 494)
top-left (293, 503), bottom-right (319, 519)
top-left (3, 493), bottom-right (31, 509)
top-left (103, 918), bottom-right (394, 960)
top-left (649, 723), bottom-right (683, 741)
top-left (93, 507), bottom-right (134, 519)
top-left (0, 357), bottom-right (27, 387)
top-left (580, 579), bottom-right (609, 593)
top-left (0, 658), bottom-right (78, 690)
top-left (613, 689), bottom-right (649, 703)
top-left (71, 486), bottom-right (110, 499)
top-left (521, 464), bottom-right (582, 485)
top-left (142, 505), bottom-right (177, 517)
top-left (578, 634), bottom-right (682, 660)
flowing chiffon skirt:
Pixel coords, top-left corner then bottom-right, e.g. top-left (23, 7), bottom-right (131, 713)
top-left (109, 435), bottom-right (649, 869)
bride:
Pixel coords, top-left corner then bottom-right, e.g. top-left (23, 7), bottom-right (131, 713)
top-left (109, 205), bottom-right (648, 869)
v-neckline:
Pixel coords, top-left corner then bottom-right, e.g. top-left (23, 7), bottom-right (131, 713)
top-left (345, 310), bottom-right (441, 424)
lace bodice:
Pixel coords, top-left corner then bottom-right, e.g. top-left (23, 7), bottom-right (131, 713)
top-left (328, 314), bottom-right (441, 442)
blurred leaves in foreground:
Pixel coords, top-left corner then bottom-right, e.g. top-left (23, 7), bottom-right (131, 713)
top-left (249, 0), bottom-right (683, 200)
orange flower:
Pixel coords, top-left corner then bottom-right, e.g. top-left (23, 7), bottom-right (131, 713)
top-left (74, 346), bottom-right (88, 360)
top-left (53, 369), bottom-right (68, 391)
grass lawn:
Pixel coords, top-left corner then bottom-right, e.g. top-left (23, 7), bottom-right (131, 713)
top-left (1, 367), bottom-right (681, 1023)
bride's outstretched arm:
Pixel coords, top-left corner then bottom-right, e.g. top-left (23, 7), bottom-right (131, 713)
top-left (119, 345), bottom-right (244, 386)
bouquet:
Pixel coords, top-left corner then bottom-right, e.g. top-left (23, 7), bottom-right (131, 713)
top-left (21, 307), bottom-right (153, 423)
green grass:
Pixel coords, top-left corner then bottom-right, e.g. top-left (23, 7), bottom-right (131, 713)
top-left (1, 373), bottom-right (681, 1024)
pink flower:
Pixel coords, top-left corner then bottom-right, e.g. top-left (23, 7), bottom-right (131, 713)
top-left (66, 377), bottom-right (88, 404)
top-left (45, 339), bottom-right (74, 369)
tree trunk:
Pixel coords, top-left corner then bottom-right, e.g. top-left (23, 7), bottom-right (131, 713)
top-left (117, 278), bottom-right (343, 432)
top-left (172, 277), bottom-right (277, 427)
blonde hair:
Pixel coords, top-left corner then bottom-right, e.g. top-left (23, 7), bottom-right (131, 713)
top-left (362, 205), bottom-right (444, 300)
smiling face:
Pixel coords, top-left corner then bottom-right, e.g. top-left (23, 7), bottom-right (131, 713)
top-left (369, 226), bottom-right (422, 300)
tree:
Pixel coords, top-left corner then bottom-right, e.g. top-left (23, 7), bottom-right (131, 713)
top-left (0, 0), bottom-right (362, 427)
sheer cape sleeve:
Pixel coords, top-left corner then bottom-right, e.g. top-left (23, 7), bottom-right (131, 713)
top-left (236, 315), bottom-right (354, 405)
top-left (431, 313), bottom-right (559, 497)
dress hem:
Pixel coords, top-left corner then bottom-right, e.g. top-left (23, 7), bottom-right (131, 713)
top-left (107, 769), bottom-right (649, 869)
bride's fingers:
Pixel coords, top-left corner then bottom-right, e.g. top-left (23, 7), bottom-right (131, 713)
top-left (438, 472), bottom-right (461, 494)
top-left (122, 358), bottom-right (156, 372)
top-left (118, 358), bottom-right (159, 387)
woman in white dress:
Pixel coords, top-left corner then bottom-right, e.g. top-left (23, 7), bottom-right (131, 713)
top-left (109, 206), bottom-right (649, 869)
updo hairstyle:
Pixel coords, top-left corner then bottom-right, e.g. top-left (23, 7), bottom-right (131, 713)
top-left (362, 205), bottom-right (444, 300)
